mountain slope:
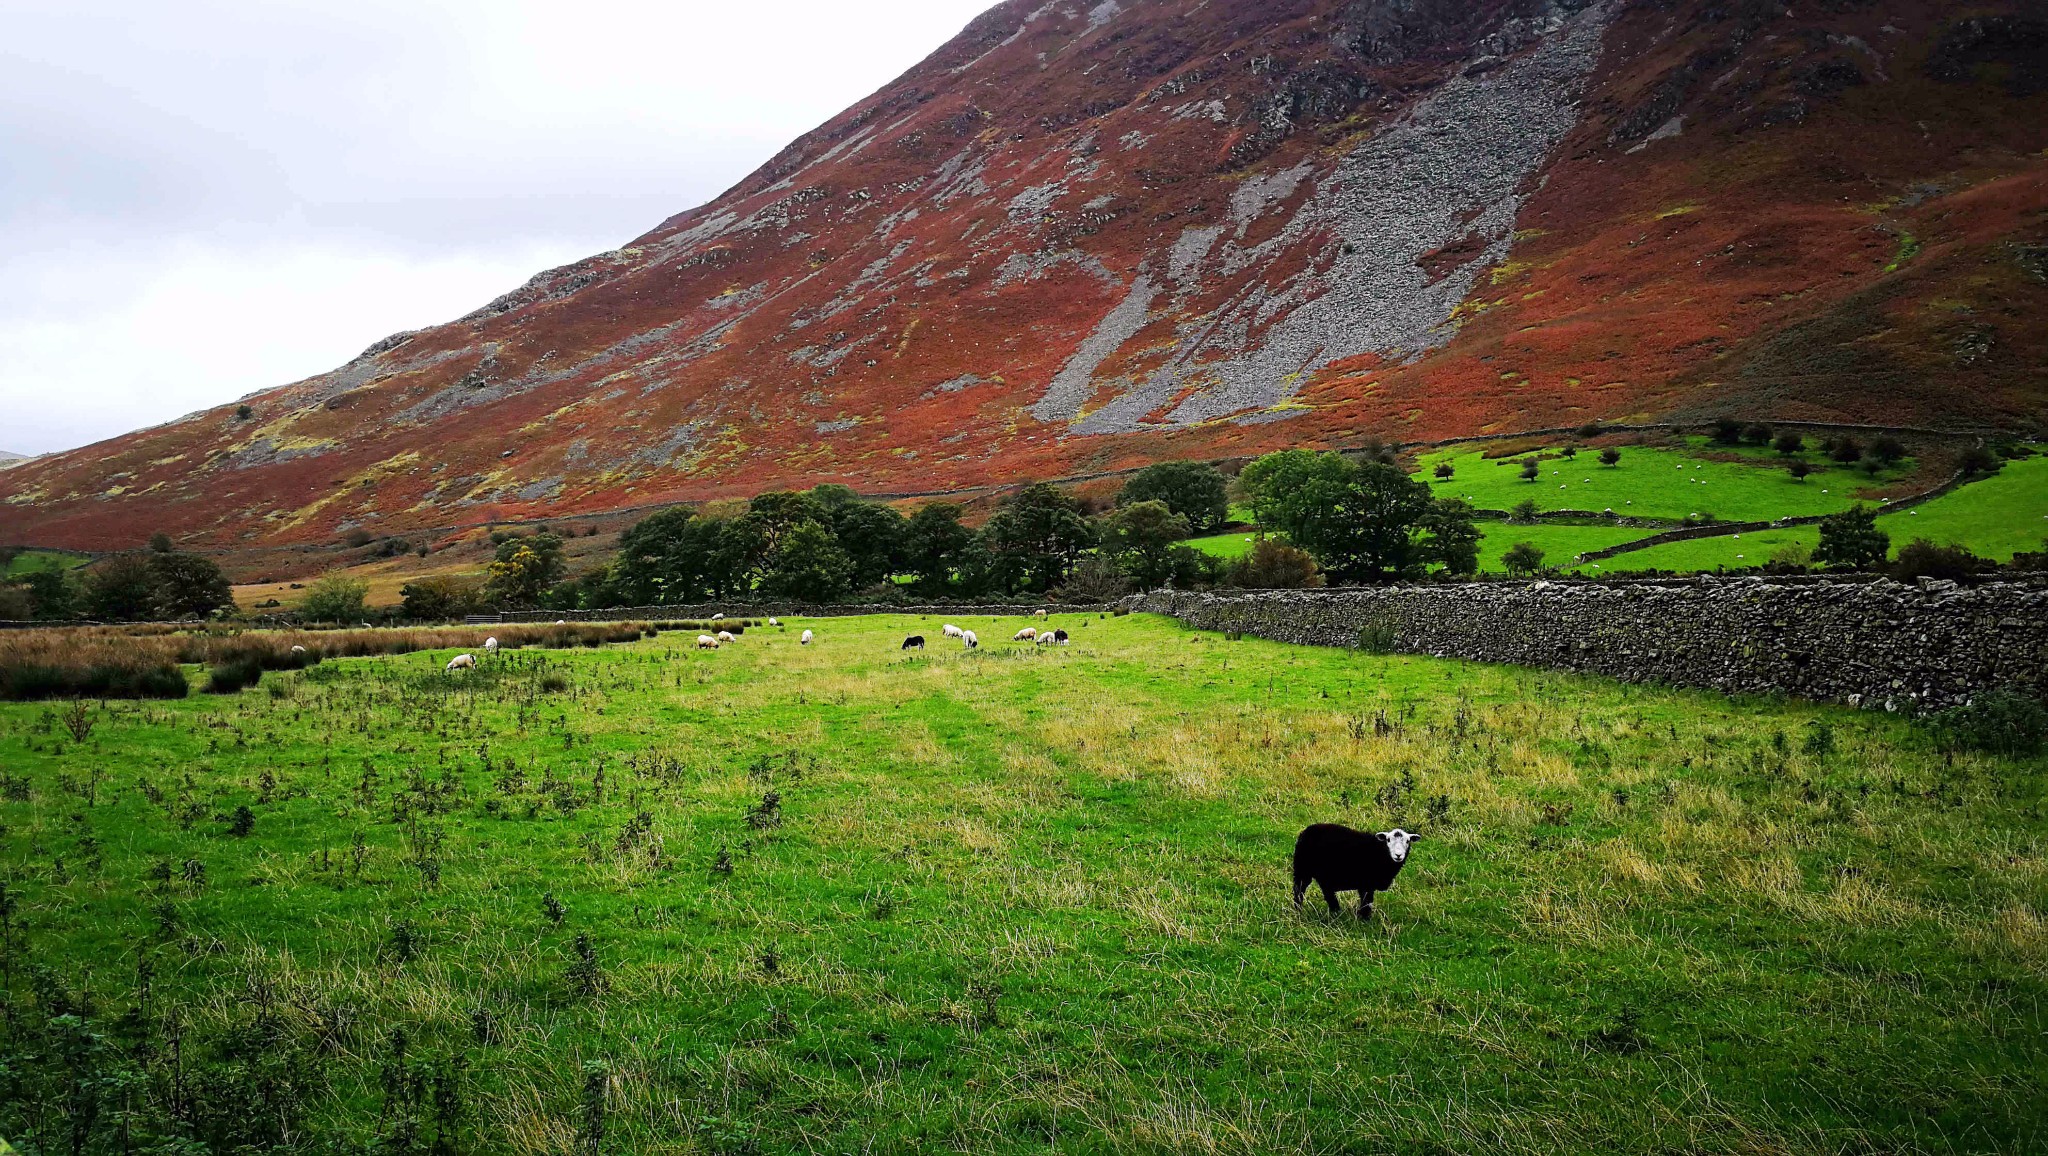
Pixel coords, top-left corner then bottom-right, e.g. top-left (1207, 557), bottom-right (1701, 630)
top-left (4, 0), bottom-right (2045, 551)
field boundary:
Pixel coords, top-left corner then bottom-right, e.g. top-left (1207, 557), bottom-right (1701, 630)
top-left (1131, 576), bottom-right (2048, 711)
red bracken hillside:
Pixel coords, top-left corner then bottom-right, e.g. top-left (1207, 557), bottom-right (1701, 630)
top-left (3, 0), bottom-right (2045, 551)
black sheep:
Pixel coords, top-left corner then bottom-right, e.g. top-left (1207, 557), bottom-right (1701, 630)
top-left (1292, 824), bottom-right (1419, 919)
top-left (901, 635), bottom-right (926, 650)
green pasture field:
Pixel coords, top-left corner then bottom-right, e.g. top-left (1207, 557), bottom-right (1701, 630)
top-left (2, 615), bottom-right (2042, 1153)
top-left (1184, 530), bottom-right (1261, 559)
top-left (1415, 443), bottom-right (1907, 523)
top-left (1187, 523), bottom-right (1649, 572)
top-left (1567, 453), bottom-right (2048, 574)
top-left (2, 549), bottom-right (88, 578)
top-left (1475, 521), bottom-right (1647, 572)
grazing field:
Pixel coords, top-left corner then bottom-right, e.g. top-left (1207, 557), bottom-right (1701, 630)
top-left (2, 549), bottom-right (88, 578)
top-left (1, 614), bottom-right (2042, 1154)
top-left (1567, 453), bottom-right (2048, 574)
top-left (1183, 530), bottom-right (1261, 560)
top-left (1416, 443), bottom-right (1909, 522)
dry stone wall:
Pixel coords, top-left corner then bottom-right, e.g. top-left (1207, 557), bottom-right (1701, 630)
top-left (1133, 577), bottom-right (2048, 712)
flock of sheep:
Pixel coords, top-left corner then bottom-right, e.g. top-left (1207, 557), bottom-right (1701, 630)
top-left (432, 612), bottom-right (1422, 920)
top-left (442, 610), bottom-right (1071, 670)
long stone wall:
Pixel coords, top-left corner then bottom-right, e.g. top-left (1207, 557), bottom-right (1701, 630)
top-left (1133, 576), bottom-right (2048, 712)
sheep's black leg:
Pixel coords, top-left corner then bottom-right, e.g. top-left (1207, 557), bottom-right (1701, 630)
top-left (1292, 871), bottom-right (1308, 911)
top-left (1319, 882), bottom-right (1341, 914)
top-left (1356, 890), bottom-right (1376, 921)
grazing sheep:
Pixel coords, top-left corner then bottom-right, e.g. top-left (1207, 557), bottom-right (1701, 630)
top-left (1034, 609), bottom-right (1048, 619)
top-left (1291, 824), bottom-right (1420, 920)
top-left (941, 624), bottom-right (963, 639)
top-left (712, 613), bottom-right (724, 621)
top-left (961, 630), bottom-right (978, 649)
top-left (768, 617), bottom-right (780, 627)
top-left (555, 619), bottom-right (566, 625)
top-left (801, 629), bottom-right (814, 645)
top-left (446, 654), bottom-right (476, 671)
top-left (290, 644), bottom-right (307, 655)
top-left (902, 635), bottom-right (926, 650)
top-left (1052, 629), bottom-right (1068, 644)
top-left (718, 630), bottom-right (734, 643)
top-left (1035, 631), bottom-right (1056, 646)
top-left (484, 637), bottom-right (499, 654)
top-left (1013, 627), bottom-right (1038, 642)
top-left (696, 635), bottom-right (720, 649)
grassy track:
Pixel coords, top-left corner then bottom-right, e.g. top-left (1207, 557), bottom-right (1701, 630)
top-left (2, 615), bottom-right (2042, 1153)
top-left (1416, 444), bottom-right (1909, 522)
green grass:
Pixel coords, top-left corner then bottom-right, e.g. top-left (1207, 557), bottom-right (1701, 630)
top-left (3, 549), bottom-right (87, 578)
top-left (1475, 521), bottom-right (1650, 572)
top-left (1416, 444), bottom-right (1908, 522)
top-left (1184, 530), bottom-right (1262, 559)
top-left (1566, 454), bottom-right (2048, 573)
top-left (3, 615), bottom-right (2042, 1153)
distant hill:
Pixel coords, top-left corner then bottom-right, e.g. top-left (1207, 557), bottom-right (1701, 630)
top-left (2, 0), bottom-right (2044, 551)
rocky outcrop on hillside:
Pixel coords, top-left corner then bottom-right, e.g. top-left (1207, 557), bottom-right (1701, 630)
top-left (4, 0), bottom-right (2044, 551)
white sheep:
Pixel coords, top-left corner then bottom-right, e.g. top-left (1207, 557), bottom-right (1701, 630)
top-left (1034, 609), bottom-right (1048, 619)
top-left (446, 654), bottom-right (476, 671)
top-left (1013, 627), bottom-right (1038, 642)
top-left (696, 634), bottom-right (720, 649)
top-left (718, 630), bottom-right (734, 643)
top-left (712, 612), bottom-right (724, 621)
top-left (290, 644), bottom-right (306, 655)
top-left (484, 637), bottom-right (499, 653)
top-left (768, 617), bottom-right (780, 627)
top-left (801, 629), bottom-right (814, 645)
top-left (1036, 631), bottom-right (1057, 646)
top-left (961, 630), bottom-right (978, 649)
top-left (941, 624), bottom-right (963, 638)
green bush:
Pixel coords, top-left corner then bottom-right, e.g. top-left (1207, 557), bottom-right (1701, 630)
top-left (204, 658), bottom-right (265, 695)
top-left (1930, 690), bottom-right (2047, 757)
top-left (0, 662), bottom-right (188, 701)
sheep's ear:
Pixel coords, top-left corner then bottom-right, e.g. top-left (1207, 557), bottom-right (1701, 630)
top-left (1375, 831), bottom-right (1388, 841)
top-left (1409, 833), bottom-right (1423, 841)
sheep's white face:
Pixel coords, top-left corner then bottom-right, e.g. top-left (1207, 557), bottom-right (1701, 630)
top-left (1378, 829), bottom-right (1419, 862)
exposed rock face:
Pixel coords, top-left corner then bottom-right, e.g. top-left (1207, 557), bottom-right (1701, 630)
top-left (1134, 577), bottom-right (2048, 711)
top-left (4, 0), bottom-right (2045, 550)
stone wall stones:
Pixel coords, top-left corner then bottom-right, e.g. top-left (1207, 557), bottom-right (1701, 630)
top-left (1133, 576), bottom-right (2048, 712)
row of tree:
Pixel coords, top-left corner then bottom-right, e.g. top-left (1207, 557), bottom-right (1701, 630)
top-left (0, 535), bottom-right (232, 622)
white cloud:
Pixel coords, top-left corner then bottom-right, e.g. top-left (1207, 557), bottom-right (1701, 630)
top-left (0, 0), bottom-right (993, 454)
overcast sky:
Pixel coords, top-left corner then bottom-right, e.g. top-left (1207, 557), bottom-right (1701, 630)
top-left (0, 0), bottom-right (992, 456)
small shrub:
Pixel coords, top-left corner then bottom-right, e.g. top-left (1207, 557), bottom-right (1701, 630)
top-left (1788, 461), bottom-right (1812, 482)
top-left (1519, 460), bottom-right (1540, 482)
top-left (1502, 541), bottom-right (1545, 578)
top-left (1773, 431), bottom-right (1805, 455)
top-left (566, 934), bottom-right (609, 997)
top-left (1356, 622), bottom-right (1397, 653)
top-left (1889, 539), bottom-right (1988, 581)
top-left (1433, 462), bottom-right (1454, 480)
top-left (227, 805), bottom-right (256, 838)
top-left (1931, 691), bottom-right (2047, 757)
top-left (204, 658), bottom-right (264, 694)
top-left (1509, 499), bottom-right (1540, 524)
top-left (1598, 447), bottom-right (1621, 467)
top-left (1802, 720), bottom-right (1836, 758)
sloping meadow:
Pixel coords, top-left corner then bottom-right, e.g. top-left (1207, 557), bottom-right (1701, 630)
top-left (0, 612), bottom-right (2041, 1153)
